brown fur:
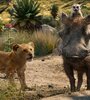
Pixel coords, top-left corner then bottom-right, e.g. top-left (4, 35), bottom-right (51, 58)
top-left (60, 13), bottom-right (90, 92)
top-left (0, 42), bottom-right (34, 90)
top-left (63, 56), bottom-right (90, 92)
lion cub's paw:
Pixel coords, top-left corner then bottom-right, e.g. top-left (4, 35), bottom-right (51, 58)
top-left (22, 86), bottom-right (36, 91)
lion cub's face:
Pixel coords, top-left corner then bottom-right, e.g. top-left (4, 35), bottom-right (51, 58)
top-left (13, 42), bottom-right (34, 61)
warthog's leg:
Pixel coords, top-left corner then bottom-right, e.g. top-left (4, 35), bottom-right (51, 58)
top-left (77, 71), bottom-right (84, 91)
top-left (86, 69), bottom-right (90, 90)
top-left (85, 56), bottom-right (90, 90)
top-left (64, 62), bottom-right (76, 92)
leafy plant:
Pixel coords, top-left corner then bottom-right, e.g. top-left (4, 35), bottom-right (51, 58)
top-left (42, 16), bottom-right (58, 27)
top-left (0, 17), bottom-right (4, 32)
top-left (12, 0), bottom-right (41, 31)
top-left (0, 0), bottom-right (11, 4)
top-left (50, 4), bottom-right (58, 19)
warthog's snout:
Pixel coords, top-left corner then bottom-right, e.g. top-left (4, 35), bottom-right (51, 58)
top-left (71, 49), bottom-right (90, 59)
top-left (80, 49), bottom-right (89, 57)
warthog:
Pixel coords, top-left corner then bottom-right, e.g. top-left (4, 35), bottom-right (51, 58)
top-left (59, 13), bottom-right (90, 92)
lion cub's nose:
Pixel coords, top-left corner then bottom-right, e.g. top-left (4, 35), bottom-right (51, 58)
top-left (29, 53), bottom-right (33, 58)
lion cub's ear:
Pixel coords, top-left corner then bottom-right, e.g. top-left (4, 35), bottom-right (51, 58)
top-left (13, 44), bottom-right (19, 51)
top-left (28, 42), bottom-right (34, 48)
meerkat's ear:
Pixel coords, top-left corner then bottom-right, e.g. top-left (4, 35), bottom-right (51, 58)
top-left (28, 42), bottom-right (34, 48)
top-left (61, 12), bottom-right (69, 24)
top-left (12, 44), bottom-right (19, 51)
top-left (79, 3), bottom-right (82, 6)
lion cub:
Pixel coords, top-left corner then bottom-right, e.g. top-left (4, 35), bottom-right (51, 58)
top-left (0, 42), bottom-right (34, 90)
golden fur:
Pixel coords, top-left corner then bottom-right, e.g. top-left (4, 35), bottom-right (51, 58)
top-left (0, 42), bottom-right (34, 90)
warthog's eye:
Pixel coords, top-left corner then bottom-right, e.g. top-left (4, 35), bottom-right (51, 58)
top-left (23, 49), bottom-right (28, 52)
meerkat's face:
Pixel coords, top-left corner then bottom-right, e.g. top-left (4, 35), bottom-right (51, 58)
top-left (72, 4), bottom-right (81, 12)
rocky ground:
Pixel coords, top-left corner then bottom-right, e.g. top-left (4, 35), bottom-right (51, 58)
top-left (0, 55), bottom-right (90, 100)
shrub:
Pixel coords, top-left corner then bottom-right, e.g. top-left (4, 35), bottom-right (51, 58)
top-left (0, 0), bottom-right (11, 4)
top-left (82, 5), bottom-right (90, 16)
top-left (42, 16), bottom-right (52, 25)
top-left (0, 31), bottom-right (30, 51)
top-left (12, 0), bottom-right (41, 31)
top-left (50, 4), bottom-right (58, 19)
top-left (0, 30), bottom-right (58, 56)
top-left (42, 16), bottom-right (57, 27)
top-left (0, 17), bottom-right (4, 32)
top-left (30, 31), bottom-right (58, 56)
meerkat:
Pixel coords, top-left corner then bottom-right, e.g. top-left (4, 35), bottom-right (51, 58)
top-left (71, 4), bottom-right (83, 18)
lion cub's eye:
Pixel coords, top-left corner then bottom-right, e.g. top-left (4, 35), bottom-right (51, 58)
top-left (30, 48), bottom-right (32, 51)
top-left (23, 49), bottom-right (28, 52)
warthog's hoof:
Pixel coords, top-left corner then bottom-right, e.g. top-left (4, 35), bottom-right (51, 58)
top-left (76, 88), bottom-right (80, 91)
top-left (71, 88), bottom-right (76, 92)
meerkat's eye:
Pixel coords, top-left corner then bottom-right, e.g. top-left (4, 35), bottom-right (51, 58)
top-left (76, 6), bottom-right (79, 9)
top-left (73, 6), bottom-right (75, 9)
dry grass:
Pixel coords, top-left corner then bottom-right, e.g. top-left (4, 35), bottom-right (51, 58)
top-left (30, 31), bottom-right (58, 56)
top-left (0, 31), bottom-right (30, 51)
top-left (0, 30), bottom-right (58, 56)
top-left (35, 0), bottom-right (90, 16)
top-left (0, 0), bottom-right (90, 21)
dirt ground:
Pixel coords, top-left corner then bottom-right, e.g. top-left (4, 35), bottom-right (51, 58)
top-left (1, 55), bottom-right (90, 100)
top-left (26, 55), bottom-right (90, 100)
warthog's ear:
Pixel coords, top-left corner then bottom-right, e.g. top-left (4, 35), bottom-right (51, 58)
top-left (28, 42), bottom-right (34, 48)
top-left (84, 15), bottom-right (90, 24)
top-left (61, 12), bottom-right (69, 24)
top-left (12, 44), bottom-right (19, 51)
top-left (84, 15), bottom-right (90, 36)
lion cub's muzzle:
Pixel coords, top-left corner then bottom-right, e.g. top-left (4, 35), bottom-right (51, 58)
top-left (27, 53), bottom-right (33, 61)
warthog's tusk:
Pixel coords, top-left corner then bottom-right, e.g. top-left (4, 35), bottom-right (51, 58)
top-left (71, 56), bottom-right (79, 58)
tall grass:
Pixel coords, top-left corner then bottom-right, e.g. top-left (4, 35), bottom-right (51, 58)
top-left (0, 85), bottom-right (24, 100)
top-left (30, 31), bottom-right (58, 56)
top-left (0, 31), bottom-right (30, 51)
top-left (0, 30), bottom-right (58, 56)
